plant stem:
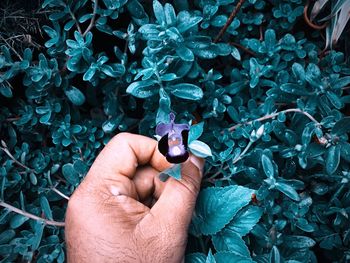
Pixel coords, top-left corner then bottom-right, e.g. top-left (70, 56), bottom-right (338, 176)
top-left (0, 143), bottom-right (35, 173)
top-left (0, 34), bottom-right (23, 60)
top-left (229, 41), bottom-right (256, 56)
top-left (68, 8), bottom-right (82, 34)
top-left (205, 140), bottom-right (254, 182)
top-left (214, 0), bottom-right (245, 43)
top-left (303, 0), bottom-right (327, 30)
top-left (227, 108), bottom-right (321, 133)
top-left (0, 201), bottom-right (65, 227)
top-left (51, 187), bottom-right (70, 200)
top-left (83, 0), bottom-right (98, 37)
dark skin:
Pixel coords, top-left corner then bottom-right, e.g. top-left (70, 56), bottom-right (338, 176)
top-left (65, 133), bottom-right (204, 263)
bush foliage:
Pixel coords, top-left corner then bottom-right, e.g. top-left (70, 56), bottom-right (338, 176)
top-left (1, 0), bottom-right (350, 262)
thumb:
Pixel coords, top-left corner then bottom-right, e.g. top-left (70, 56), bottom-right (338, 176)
top-left (150, 155), bottom-right (204, 229)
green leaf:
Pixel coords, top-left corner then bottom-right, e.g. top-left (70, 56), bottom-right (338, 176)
top-left (159, 164), bottom-right (181, 181)
top-left (153, 0), bottom-right (165, 25)
top-left (214, 251), bottom-right (253, 263)
top-left (127, 80), bottom-right (158, 98)
top-left (206, 250), bottom-right (216, 263)
top-left (332, 117), bottom-right (350, 135)
top-left (0, 83), bottom-right (13, 98)
top-left (284, 235), bottom-right (316, 248)
top-left (190, 186), bottom-right (254, 235)
top-left (280, 83), bottom-right (312, 96)
top-left (225, 206), bottom-right (263, 236)
top-left (212, 230), bottom-right (250, 257)
top-left (326, 145), bottom-right (340, 174)
top-left (62, 163), bottom-right (80, 186)
top-left (261, 154), bottom-right (274, 178)
top-left (0, 230), bottom-right (15, 244)
top-left (269, 246), bottom-right (280, 263)
top-left (176, 46), bottom-right (194, 61)
top-left (189, 122), bottom-right (204, 143)
top-left (164, 3), bottom-right (176, 26)
top-left (189, 140), bottom-right (212, 158)
top-left (231, 46), bottom-right (241, 61)
top-left (40, 196), bottom-right (53, 220)
top-left (10, 214), bottom-right (29, 229)
top-left (275, 181), bottom-right (300, 201)
top-left (171, 83), bottom-right (203, 100)
top-left (186, 253), bottom-right (206, 263)
top-left (156, 88), bottom-right (171, 125)
top-left (64, 86), bottom-right (86, 106)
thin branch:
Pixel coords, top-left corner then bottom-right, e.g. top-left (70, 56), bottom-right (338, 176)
top-left (51, 187), bottom-right (70, 200)
top-left (229, 42), bottom-right (256, 56)
top-left (68, 8), bottom-right (82, 34)
top-left (51, 187), bottom-right (69, 201)
top-left (0, 34), bottom-right (23, 60)
top-left (0, 201), bottom-right (65, 227)
top-left (0, 142), bottom-right (35, 173)
top-left (227, 108), bottom-right (321, 133)
top-left (83, 0), bottom-right (98, 37)
top-left (205, 140), bottom-right (254, 182)
top-left (303, 0), bottom-right (328, 30)
top-left (214, 0), bottom-right (245, 43)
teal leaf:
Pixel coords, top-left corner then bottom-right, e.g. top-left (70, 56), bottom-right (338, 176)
top-left (153, 0), bottom-right (165, 25)
top-left (40, 196), bottom-right (53, 220)
top-left (332, 117), bottom-right (350, 135)
top-left (0, 83), bottom-right (13, 98)
top-left (159, 164), bottom-right (181, 181)
top-left (283, 235), bottom-right (316, 248)
top-left (186, 253), bottom-right (206, 263)
top-left (0, 230), bottom-right (15, 244)
top-left (190, 186), bottom-right (254, 235)
top-left (269, 246), bottom-right (280, 263)
top-left (189, 122), bottom-right (204, 143)
top-left (206, 250), bottom-right (216, 263)
top-left (275, 181), bottom-right (300, 201)
top-left (326, 145), bottom-right (340, 174)
top-left (10, 214), bottom-right (29, 229)
top-left (261, 154), bottom-right (274, 178)
top-left (214, 251), bottom-right (253, 263)
top-left (231, 46), bottom-right (241, 61)
top-left (126, 80), bottom-right (158, 98)
top-left (280, 83), bottom-right (312, 96)
top-left (62, 163), bottom-right (80, 186)
top-left (64, 86), bottom-right (86, 106)
top-left (212, 230), bottom-right (250, 257)
top-left (176, 46), bottom-right (194, 61)
top-left (170, 83), bottom-right (203, 100)
top-left (225, 205), bottom-right (263, 236)
top-left (189, 140), bottom-right (212, 158)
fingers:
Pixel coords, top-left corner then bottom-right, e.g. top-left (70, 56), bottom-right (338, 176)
top-left (149, 155), bottom-right (204, 230)
top-left (86, 133), bottom-right (171, 182)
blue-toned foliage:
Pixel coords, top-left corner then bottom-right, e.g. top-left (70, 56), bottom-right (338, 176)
top-left (0, 0), bottom-right (350, 262)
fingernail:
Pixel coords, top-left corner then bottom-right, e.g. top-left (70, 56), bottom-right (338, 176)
top-left (189, 155), bottom-right (205, 173)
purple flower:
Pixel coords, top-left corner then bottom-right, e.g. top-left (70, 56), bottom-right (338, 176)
top-left (156, 113), bottom-right (190, 164)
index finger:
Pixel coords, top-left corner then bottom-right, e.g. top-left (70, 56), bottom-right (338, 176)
top-left (88, 133), bottom-right (171, 181)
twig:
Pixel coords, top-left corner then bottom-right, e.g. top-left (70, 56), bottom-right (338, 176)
top-left (68, 8), bottom-right (82, 34)
top-left (0, 201), bottom-right (65, 227)
top-left (205, 140), bottom-right (254, 182)
top-left (214, 0), bottom-right (245, 43)
top-left (227, 108), bottom-right (321, 133)
top-left (0, 142), bottom-right (35, 173)
top-left (229, 42), bottom-right (256, 56)
top-left (83, 0), bottom-right (98, 37)
top-left (303, 0), bottom-right (328, 30)
top-left (51, 187), bottom-right (70, 200)
top-left (0, 34), bottom-right (23, 60)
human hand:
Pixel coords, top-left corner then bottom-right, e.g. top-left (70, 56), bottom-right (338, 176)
top-left (65, 133), bottom-right (204, 263)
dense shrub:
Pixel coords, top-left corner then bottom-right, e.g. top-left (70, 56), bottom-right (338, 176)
top-left (0, 0), bottom-right (350, 262)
